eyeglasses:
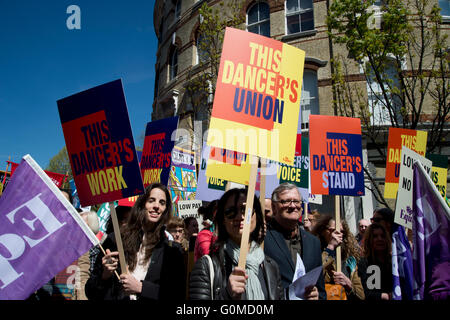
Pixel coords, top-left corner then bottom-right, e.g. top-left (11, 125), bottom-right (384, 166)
top-left (276, 199), bottom-right (302, 207)
top-left (224, 206), bottom-right (255, 220)
top-left (370, 217), bottom-right (383, 223)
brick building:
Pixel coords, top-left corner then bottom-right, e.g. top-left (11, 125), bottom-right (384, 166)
top-left (153, 0), bottom-right (449, 233)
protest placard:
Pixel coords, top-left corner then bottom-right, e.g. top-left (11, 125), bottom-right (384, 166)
top-left (196, 144), bottom-right (228, 201)
top-left (263, 135), bottom-right (309, 201)
top-left (426, 153), bottom-right (448, 199)
top-left (309, 115), bottom-right (364, 196)
top-left (58, 79), bottom-right (143, 274)
top-left (394, 146), bottom-right (432, 229)
top-left (8, 161), bottom-right (67, 188)
top-left (384, 127), bottom-right (428, 199)
top-left (168, 147), bottom-right (197, 215)
top-left (0, 155), bottom-right (98, 299)
top-left (57, 79), bottom-right (144, 207)
top-left (178, 200), bottom-right (203, 219)
top-left (207, 27), bottom-right (305, 165)
top-left (140, 116), bottom-right (179, 187)
top-left (206, 146), bottom-right (252, 185)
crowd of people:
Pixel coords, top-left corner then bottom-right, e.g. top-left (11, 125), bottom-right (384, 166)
top-left (25, 182), bottom-right (429, 301)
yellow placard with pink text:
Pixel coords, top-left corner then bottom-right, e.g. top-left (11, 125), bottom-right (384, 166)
top-left (207, 27), bottom-right (305, 165)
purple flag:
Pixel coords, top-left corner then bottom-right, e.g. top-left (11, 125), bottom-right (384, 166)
top-left (0, 155), bottom-right (99, 300)
top-left (412, 161), bottom-right (450, 300)
top-left (392, 224), bottom-right (414, 300)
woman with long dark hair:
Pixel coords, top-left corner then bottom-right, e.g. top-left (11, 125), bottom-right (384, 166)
top-left (189, 188), bottom-right (283, 300)
top-left (85, 183), bottom-right (186, 300)
top-left (312, 215), bottom-right (365, 300)
top-left (357, 223), bottom-right (392, 300)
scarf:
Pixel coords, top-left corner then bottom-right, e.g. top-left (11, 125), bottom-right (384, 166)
top-left (224, 239), bottom-right (265, 300)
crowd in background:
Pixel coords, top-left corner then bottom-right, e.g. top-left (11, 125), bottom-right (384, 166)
top-left (23, 181), bottom-right (441, 301)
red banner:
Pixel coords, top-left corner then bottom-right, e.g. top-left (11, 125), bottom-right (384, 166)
top-left (8, 161), bottom-right (67, 188)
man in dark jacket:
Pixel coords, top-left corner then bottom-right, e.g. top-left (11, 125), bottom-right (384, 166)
top-left (264, 183), bottom-right (327, 300)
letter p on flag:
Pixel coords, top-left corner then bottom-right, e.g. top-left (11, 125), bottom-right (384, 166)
top-left (0, 155), bottom-right (98, 300)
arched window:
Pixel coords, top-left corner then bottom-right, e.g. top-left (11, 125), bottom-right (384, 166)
top-left (196, 32), bottom-right (208, 64)
top-left (247, 2), bottom-right (270, 37)
top-left (366, 58), bottom-right (402, 126)
top-left (170, 48), bottom-right (178, 81)
top-left (285, 0), bottom-right (314, 35)
top-left (299, 69), bottom-right (319, 129)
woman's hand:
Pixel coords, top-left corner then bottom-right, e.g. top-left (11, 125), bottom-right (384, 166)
top-left (101, 249), bottom-right (119, 280)
top-left (227, 267), bottom-right (248, 300)
top-left (332, 271), bottom-right (352, 291)
top-left (120, 274), bottom-right (143, 295)
top-left (327, 230), bottom-right (343, 251)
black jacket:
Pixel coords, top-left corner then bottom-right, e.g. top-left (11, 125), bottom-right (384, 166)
top-left (264, 221), bottom-right (327, 300)
top-left (85, 229), bottom-right (186, 300)
top-left (357, 257), bottom-right (392, 300)
top-left (189, 243), bottom-right (284, 300)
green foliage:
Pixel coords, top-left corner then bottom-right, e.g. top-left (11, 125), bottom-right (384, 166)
top-left (327, 0), bottom-right (449, 208)
top-left (46, 146), bottom-right (72, 187)
top-left (184, 0), bottom-right (245, 124)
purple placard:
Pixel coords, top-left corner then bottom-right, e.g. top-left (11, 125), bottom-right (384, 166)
top-left (0, 155), bottom-right (98, 300)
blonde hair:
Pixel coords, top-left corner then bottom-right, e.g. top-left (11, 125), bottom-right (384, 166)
top-left (81, 211), bottom-right (99, 234)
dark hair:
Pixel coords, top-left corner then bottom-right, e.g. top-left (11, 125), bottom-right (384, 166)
top-left (312, 215), bottom-right (361, 262)
top-left (373, 207), bottom-right (394, 224)
top-left (105, 205), bottom-right (132, 234)
top-left (121, 183), bottom-right (172, 272)
top-left (311, 214), bottom-right (333, 249)
top-left (184, 216), bottom-right (197, 228)
top-left (198, 200), bottom-right (218, 221)
top-left (213, 188), bottom-right (264, 246)
top-left (363, 223), bottom-right (391, 262)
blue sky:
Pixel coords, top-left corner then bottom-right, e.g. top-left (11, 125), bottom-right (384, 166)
top-left (0, 0), bottom-right (157, 170)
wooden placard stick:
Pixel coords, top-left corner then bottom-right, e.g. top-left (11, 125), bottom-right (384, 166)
top-left (109, 202), bottom-right (128, 275)
top-left (259, 158), bottom-right (267, 250)
top-left (304, 201), bottom-right (308, 220)
top-left (238, 154), bottom-right (259, 269)
top-left (225, 181), bottom-right (231, 191)
top-left (335, 195), bottom-right (341, 273)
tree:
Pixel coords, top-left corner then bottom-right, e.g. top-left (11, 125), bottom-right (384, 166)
top-left (183, 0), bottom-right (245, 152)
top-left (46, 146), bottom-right (72, 188)
top-left (327, 0), bottom-right (449, 208)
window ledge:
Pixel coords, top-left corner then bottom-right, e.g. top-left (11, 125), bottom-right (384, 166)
top-left (281, 29), bottom-right (318, 42)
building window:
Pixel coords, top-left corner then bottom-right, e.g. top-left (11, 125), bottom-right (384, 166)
top-left (439, 0), bottom-right (450, 17)
top-left (175, 0), bottom-right (182, 20)
top-left (247, 2), bottom-right (270, 37)
top-left (196, 33), bottom-right (208, 65)
top-left (285, 0), bottom-right (314, 35)
top-left (366, 59), bottom-right (402, 126)
top-left (170, 48), bottom-right (178, 81)
top-left (299, 70), bottom-right (319, 129)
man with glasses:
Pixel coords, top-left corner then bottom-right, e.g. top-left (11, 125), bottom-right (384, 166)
top-left (264, 183), bottom-right (326, 300)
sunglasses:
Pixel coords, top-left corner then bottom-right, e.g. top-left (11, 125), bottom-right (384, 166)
top-left (370, 217), bottom-right (383, 223)
top-left (224, 206), bottom-right (255, 220)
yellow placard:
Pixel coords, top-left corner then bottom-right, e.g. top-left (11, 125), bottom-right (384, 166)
top-left (207, 28), bottom-right (305, 165)
top-left (431, 166), bottom-right (448, 199)
top-left (206, 146), bottom-right (251, 185)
